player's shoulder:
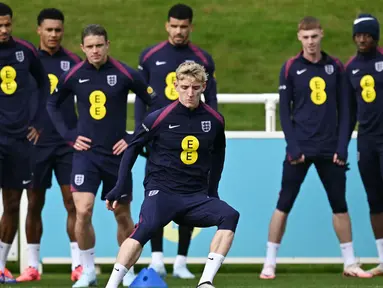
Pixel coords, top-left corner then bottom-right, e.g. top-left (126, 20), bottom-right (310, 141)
top-left (188, 42), bottom-right (213, 66)
top-left (325, 53), bottom-right (344, 71)
top-left (61, 47), bottom-right (82, 64)
top-left (139, 41), bottom-right (168, 64)
top-left (108, 57), bottom-right (138, 81)
top-left (201, 103), bottom-right (225, 127)
top-left (344, 54), bottom-right (358, 71)
top-left (13, 37), bottom-right (38, 57)
top-left (281, 52), bottom-right (301, 77)
top-left (61, 60), bottom-right (86, 83)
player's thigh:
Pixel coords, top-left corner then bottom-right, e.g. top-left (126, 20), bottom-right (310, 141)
top-left (175, 194), bottom-right (240, 232)
top-left (53, 144), bottom-right (73, 187)
top-left (276, 159), bottom-right (311, 213)
top-left (3, 138), bottom-right (32, 190)
top-left (70, 151), bottom-right (101, 196)
top-left (315, 159), bottom-right (347, 213)
top-left (130, 189), bottom-right (183, 246)
top-left (357, 138), bottom-right (383, 212)
top-left (30, 145), bottom-right (55, 190)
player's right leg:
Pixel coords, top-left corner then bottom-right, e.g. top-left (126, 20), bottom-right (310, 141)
top-left (358, 138), bottom-right (383, 276)
top-left (70, 152), bottom-right (100, 288)
top-left (53, 145), bottom-right (81, 281)
top-left (260, 158), bottom-right (311, 279)
top-left (0, 138), bottom-right (32, 284)
top-left (17, 145), bottom-right (54, 282)
top-left (105, 189), bottom-right (182, 288)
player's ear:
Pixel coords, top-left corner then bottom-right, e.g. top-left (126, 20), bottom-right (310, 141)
top-left (165, 21), bottom-right (170, 33)
top-left (37, 26), bottom-right (41, 36)
top-left (190, 23), bottom-right (194, 33)
top-left (202, 82), bottom-right (207, 92)
top-left (80, 43), bottom-right (85, 54)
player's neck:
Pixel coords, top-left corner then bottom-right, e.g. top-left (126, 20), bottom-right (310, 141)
top-left (302, 50), bottom-right (322, 63)
top-left (168, 38), bottom-right (189, 47)
top-left (90, 56), bottom-right (108, 70)
top-left (40, 43), bottom-right (60, 55)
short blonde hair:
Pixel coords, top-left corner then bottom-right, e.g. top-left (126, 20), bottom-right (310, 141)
top-left (176, 61), bottom-right (208, 83)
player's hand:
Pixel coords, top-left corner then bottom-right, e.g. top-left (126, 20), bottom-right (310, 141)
top-left (290, 154), bottom-right (305, 165)
top-left (105, 187), bottom-right (129, 211)
top-left (113, 139), bottom-right (128, 155)
top-left (74, 135), bottom-right (92, 151)
top-left (27, 126), bottom-right (40, 145)
top-left (333, 153), bottom-right (345, 166)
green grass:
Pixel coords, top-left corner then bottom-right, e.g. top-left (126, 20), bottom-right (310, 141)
top-left (2, 264), bottom-right (383, 287)
top-left (5, 0), bottom-right (383, 130)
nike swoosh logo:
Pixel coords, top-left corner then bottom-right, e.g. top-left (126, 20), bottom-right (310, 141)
top-left (352, 69), bottom-right (360, 74)
top-left (22, 180), bottom-right (31, 185)
top-left (79, 79), bottom-right (90, 83)
top-left (114, 268), bottom-right (120, 271)
top-left (208, 257), bottom-right (214, 260)
top-left (156, 61), bottom-right (166, 66)
top-left (169, 124), bottom-right (180, 129)
top-left (297, 69), bottom-right (307, 75)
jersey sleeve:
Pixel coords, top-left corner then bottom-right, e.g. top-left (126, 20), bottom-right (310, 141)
top-left (335, 61), bottom-right (352, 160)
top-left (46, 72), bottom-right (77, 144)
top-left (28, 49), bottom-right (50, 131)
top-left (208, 118), bottom-right (226, 198)
top-left (204, 53), bottom-right (218, 110)
top-left (279, 62), bottom-right (302, 160)
top-left (135, 52), bottom-right (152, 131)
top-left (113, 110), bottom-right (162, 192)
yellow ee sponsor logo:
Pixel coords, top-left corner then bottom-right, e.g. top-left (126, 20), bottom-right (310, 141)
top-left (180, 135), bottom-right (199, 165)
top-left (89, 90), bottom-right (107, 120)
top-left (165, 72), bottom-right (179, 100)
top-left (48, 74), bottom-right (59, 94)
top-left (309, 77), bottom-right (327, 105)
top-left (360, 75), bottom-right (376, 103)
top-left (0, 66), bottom-right (17, 95)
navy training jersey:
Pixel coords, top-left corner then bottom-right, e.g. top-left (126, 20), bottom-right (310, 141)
top-left (345, 48), bottom-right (383, 137)
top-left (115, 100), bottom-right (225, 197)
top-left (37, 47), bottom-right (81, 146)
top-left (135, 41), bottom-right (217, 129)
top-left (0, 37), bottom-right (49, 138)
top-left (47, 57), bottom-right (156, 155)
top-left (279, 51), bottom-right (351, 160)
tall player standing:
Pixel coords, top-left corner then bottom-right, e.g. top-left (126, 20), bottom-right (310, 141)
top-left (135, 3), bottom-right (217, 279)
top-left (16, 8), bottom-right (82, 283)
top-left (0, 3), bottom-right (50, 284)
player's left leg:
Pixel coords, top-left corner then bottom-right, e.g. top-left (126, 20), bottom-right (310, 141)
top-left (102, 169), bottom-right (135, 287)
top-left (173, 225), bottom-right (195, 279)
top-left (315, 158), bottom-right (372, 278)
top-left (54, 145), bottom-right (81, 281)
top-left (174, 194), bottom-right (240, 288)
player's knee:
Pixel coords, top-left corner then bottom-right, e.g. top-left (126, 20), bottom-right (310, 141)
top-left (218, 207), bottom-right (240, 232)
top-left (3, 200), bottom-right (20, 216)
top-left (27, 192), bottom-right (45, 214)
top-left (130, 221), bottom-right (162, 246)
top-left (75, 205), bottom-right (93, 223)
top-left (368, 198), bottom-right (383, 214)
top-left (276, 190), bottom-right (296, 214)
top-left (329, 197), bottom-right (348, 214)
